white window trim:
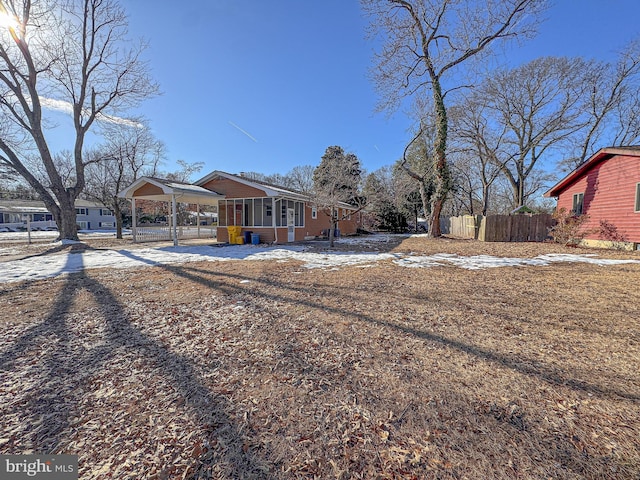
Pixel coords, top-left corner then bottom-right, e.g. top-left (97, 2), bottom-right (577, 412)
top-left (311, 206), bottom-right (317, 219)
top-left (635, 183), bottom-right (640, 213)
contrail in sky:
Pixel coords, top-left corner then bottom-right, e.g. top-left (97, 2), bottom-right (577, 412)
top-left (228, 121), bottom-right (258, 143)
top-left (374, 145), bottom-right (380, 151)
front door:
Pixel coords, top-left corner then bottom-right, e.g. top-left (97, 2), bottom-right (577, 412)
top-left (287, 208), bottom-right (295, 242)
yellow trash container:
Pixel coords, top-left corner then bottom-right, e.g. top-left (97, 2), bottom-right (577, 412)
top-left (227, 226), bottom-right (242, 244)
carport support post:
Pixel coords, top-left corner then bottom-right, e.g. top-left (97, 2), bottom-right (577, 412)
top-left (131, 198), bottom-right (137, 243)
top-left (172, 194), bottom-right (178, 246)
top-left (26, 214), bottom-right (31, 244)
top-left (197, 204), bottom-right (201, 238)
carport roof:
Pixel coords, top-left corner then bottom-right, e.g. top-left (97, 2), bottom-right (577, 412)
top-left (117, 177), bottom-right (224, 205)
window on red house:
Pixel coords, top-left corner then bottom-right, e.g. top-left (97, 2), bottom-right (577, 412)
top-left (572, 193), bottom-right (584, 215)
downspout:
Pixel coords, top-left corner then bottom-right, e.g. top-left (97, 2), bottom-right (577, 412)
top-left (172, 194), bottom-right (178, 246)
top-left (197, 203), bottom-right (201, 238)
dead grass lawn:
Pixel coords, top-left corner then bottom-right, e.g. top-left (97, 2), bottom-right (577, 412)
top-left (1, 236), bottom-right (639, 479)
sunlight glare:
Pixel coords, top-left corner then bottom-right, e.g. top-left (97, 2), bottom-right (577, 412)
top-left (0, 8), bottom-right (19, 32)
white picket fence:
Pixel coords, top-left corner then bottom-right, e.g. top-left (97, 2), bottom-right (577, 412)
top-left (133, 225), bottom-right (217, 243)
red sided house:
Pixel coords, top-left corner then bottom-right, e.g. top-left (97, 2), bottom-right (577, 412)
top-left (119, 171), bottom-right (362, 244)
top-left (544, 146), bottom-right (640, 248)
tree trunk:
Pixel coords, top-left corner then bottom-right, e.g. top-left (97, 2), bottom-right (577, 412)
top-left (427, 74), bottom-right (450, 238)
top-left (328, 220), bottom-right (335, 248)
top-left (58, 197), bottom-right (79, 241)
top-left (516, 178), bottom-right (525, 209)
top-left (480, 183), bottom-right (488, 216)
top-left (113, 200), bottom-right (123, 239)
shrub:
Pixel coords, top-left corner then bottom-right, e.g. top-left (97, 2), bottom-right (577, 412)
top-left (599, 220), bottom-right (628, 249)
top-left (549, 208), bottom-right (593, 246)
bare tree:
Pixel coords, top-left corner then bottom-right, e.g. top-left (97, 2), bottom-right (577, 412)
top-left (362, 0), bottom-right (547, 237)
top-left (313, 146), bottom-right (364, 247)
top-left (162, 159), bottom-right (205, 183)
top-left (84, 122), bottom-right (165, 238)
top-left (449, 100), bottom-right (503, 216)
top-left (285, 165), bottom-right (315, 195)
top-left (611, 89), bottom-right (640, 146)
top-left (398, 122), bottom-right (436, 223)
top-left (0, 0), bottom-right (158, 241)
top-left (566, 39), bottom-right (640, 169)
top-left (479, 57), bottom-right (589, 207)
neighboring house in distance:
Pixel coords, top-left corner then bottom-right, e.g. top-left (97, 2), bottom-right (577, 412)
top-left (544, 146), bottom-right (640, 248)
top-left (0, 198), bottom-right (117, 231)
top-left (0, 199), bottom-right (55, 230)
top-left (195, 171), bottom-right (361, 243)
top-left (74, 199), bottom-right (118, 230)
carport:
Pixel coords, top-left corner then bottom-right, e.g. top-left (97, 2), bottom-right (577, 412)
top-left (118, 177), bottom-right (225, 246)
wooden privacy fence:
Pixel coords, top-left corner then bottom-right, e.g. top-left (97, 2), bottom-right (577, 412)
top-left (444, 214), bottom-right (555, 242)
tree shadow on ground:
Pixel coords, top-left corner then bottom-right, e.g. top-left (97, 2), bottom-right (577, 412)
top-left (130, 260), bottom-right (636, 477)
top-left (0, 253), bottom-right (279, 479)
top-left (3, 248), bottom-right (638, 478)
top-left (170, 263), bottom-right (640, 402)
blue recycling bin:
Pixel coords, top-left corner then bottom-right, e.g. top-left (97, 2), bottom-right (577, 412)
top-left (251, 233), bottom-right (260, 245)
top-left (243, 231), bottom-right (253, 244)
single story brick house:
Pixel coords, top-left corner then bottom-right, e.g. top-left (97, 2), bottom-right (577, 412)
top-left (196, 171), bottom-right (361, 243)
top-left (544, 146), bottom-right (640, 248)
top-left (119, 171), bottom-right (362, 244)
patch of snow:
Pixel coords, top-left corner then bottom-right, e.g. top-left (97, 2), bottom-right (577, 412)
top-left (60, 239), bottom-right (83, 245)
top-left (0, 243), bottom-right (638, 284)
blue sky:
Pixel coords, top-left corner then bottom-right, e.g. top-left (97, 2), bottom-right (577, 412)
top-left (50, 1), bottom-right (640, 178)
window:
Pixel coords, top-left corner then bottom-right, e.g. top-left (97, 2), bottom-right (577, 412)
top-left (244, 199), bottom-right (253, 226)
top-left (218, 198), bottom-right (305, 227)
top-left (636, 183), bottom-right (640, 212)
top-left (263, 199), bottom-right (272, 226)
top-left (282, 201), bottom-right (288, 225)
top-left (311, 206), bottom-right (317, 219)
top-left (100, 209), bottom-right (113, 216)
top-left (234, 200), bottom-right (243, 226)
top-left (572, 193), bottom-right (584, 215)
top-left (77, 221), bottom-right (88, 229)
top-left (253, 199), bottom-right (263, 226)
top-left (219, 202), bottom-right (227, 226)
top-left (227, 201), bottom-right (236, 226)
top-left (99, 222), bottom-right (114, 227)
top-left (295, 202), bottom-right (304, 226)
top-left (275, 200), bottom-right (287, 226)
top-left (75, 208), bottom-right (88, 216)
